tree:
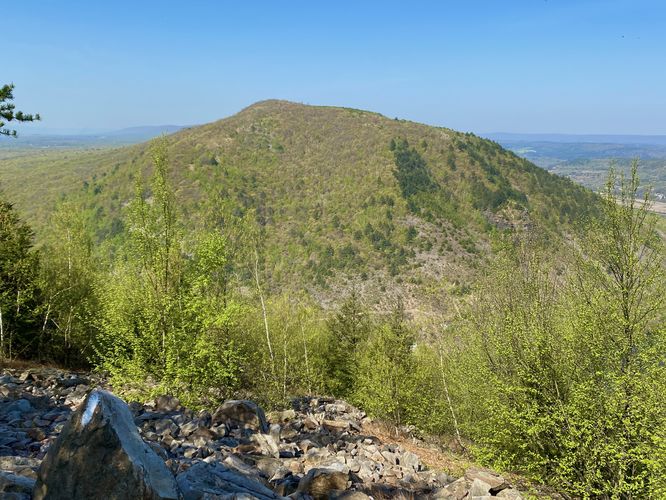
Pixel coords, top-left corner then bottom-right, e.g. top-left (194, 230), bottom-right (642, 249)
top-left (564, 161), bottom-right (666, 496)
top-left (353, 301), bottom-right (415, 425)
top-left (96, 138), bottom-right (242, 405)
top-left (38, 201), bottom-right (98, 366)
top-left (0, 197), bottom-right (40, 359)
top-left (452, 163), bottom-right (666, 496)
top-left (0, 84), bottom-right (40, 137)
top-left (324, 290), bottom-right (370, 397)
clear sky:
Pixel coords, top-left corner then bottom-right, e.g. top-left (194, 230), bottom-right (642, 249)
top-left (5, 0), bottom-right (666, 134)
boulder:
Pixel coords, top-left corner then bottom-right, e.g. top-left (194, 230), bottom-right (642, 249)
top-left (176, 461), bottom-right (285, 499)
top-left (154, 395), bottom-right (181, 412)
top-left (432, 477), bottom-right (470, 499)
top-left (33, 389), bottom-right (179, 500)
top-left (0, 470), bottom-right (35, 500)
top-left (469, 478), bottom-right (492, 497)
top-left (3, 399), bottom-right (33, 415)
top-left (295, 468), bottom-right (349, 500)
top-left (212, 400), bottom-right (269, 433)
top-left (465, 468), bottom-right (508, 493)
top-left (252, 432), bottom-right (280, 458)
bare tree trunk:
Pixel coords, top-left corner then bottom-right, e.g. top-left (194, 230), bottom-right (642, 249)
top-left (254, 248), bottom-right (275, 375)
top-left (283, 334), bottom-right (288, 401)
top-left (301, 323), bottom-right (312, 394)
top-left (439, 349), bottom-right (465, 451)
top-left (40, 301), bottom-right (51, 361)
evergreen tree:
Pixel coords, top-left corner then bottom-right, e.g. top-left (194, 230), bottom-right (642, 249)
top-left (0, 84), bottom-right (40, 137)
top-left (324, 291), bottom-right (370, 397)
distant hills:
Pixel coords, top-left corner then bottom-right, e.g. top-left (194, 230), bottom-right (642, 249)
top-left (0, 125), bottom-right (187, 149)
top-left (485, 132), bottom-right (666, 146)
top-left (0, 100), bottom-right (598, 315)
top-left (486, 133), bottom-right (666, 197)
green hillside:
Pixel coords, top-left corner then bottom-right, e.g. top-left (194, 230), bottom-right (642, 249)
top-left (0, 100), bottom-right (597, 313)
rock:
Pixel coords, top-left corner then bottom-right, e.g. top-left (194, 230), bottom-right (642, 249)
top-left (469, 478), bottom-right (492, 497)
top-left (399, 450), bottom-right (421, 472)
top-left (0, 470), bottom-right (35, 499)
top-left (223, 454), bottom-right (269, 483)
top-left (252, 432), bottom-right (280, 458)
top-left (0, 456), bottom-right (41, 473)
top-left (3, 399), bottom-right (33, 415)
top-left (329, 491), bottom-right (371, 500)
top-left (465, 468), bottom-right (508, 493)
top-left (154, 395), bottom-right (181, 412)
top-left (58, 376), bottom-right (88, 388)
top-left (432, 477), bottom-right (470, 499)
top-left (270, 409), bottom-right (296, 423)
top-left (27, 427), bottom-right (46, 441)
top-left (33, 389), bottom-right (179, 500)
top-left (212, 399), bottom-right (269, 433)
top-left (323, 419), bottom-right (349, 432)
top-left (176, 461), bottom-right (285, 499)
top-left (296, 468), bottom-right (349, 500)
top-left (497, 488), bottom-right (523, 499)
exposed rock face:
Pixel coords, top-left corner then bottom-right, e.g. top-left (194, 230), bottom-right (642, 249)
top-left (33, 389), bottom-right (179, 500)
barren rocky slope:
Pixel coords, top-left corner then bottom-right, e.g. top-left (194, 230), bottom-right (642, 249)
top-left (0, 366), bottom-right (528, 499)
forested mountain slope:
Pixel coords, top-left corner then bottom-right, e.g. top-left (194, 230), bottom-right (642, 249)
top-left (0, 100), bottom-right (597, 314)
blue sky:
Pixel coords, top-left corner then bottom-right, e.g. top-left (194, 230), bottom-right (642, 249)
top-left (5, 1), bottom-right (666, 134)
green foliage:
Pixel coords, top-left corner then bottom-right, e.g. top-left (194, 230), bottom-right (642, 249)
top-left (0, 196), bottom-right (40, 359)
top-left (0, 101), bottom-right (598, 311)
top-left (5, 101), bottom-right (653, 495)
top-left (234, 295), bottom-right (328, 408)
top-left (0, 83), bottom-right (40, 137)
top-left (38, 201), bottom-right (99, 366)
top-left (353, 302), bottom-right (415, 425)
top-left (392, 139), bottom-right (437, 199)
top-left (450, 163), bottom-right (666, 496)
top-left (323, 291), bottom-right (371, 398)
top-left (95, 139), bottom-right (242, 406)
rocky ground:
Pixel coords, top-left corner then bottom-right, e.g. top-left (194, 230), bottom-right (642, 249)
top-left (0, 367), bottom-right (527, 499)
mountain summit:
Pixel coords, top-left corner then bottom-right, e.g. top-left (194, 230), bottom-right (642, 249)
top-left (0, 100), bottom-right (596, 314)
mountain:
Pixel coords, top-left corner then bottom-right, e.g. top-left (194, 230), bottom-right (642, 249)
top-left (0, 100), bottom-right (597, 315)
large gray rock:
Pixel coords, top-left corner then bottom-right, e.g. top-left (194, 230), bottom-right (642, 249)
top-left (212, 400), bottom-right (269, 433)
top-left (0, 470), bottom-right (35, 500)
top-left (176, 461), bottom-right (286, 499)
top-left (295, 468), bottom-right (349, 500)
top-left (33, 389), bottom-right (179, 500)
top-left (251, 432), bottom-right (280, 458)
top-left (464, 468), bottom-right (508, 493)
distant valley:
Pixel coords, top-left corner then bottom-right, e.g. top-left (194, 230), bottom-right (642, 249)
top-left (0, 125), bottom-right (187, 150)
top-left (487, 132), bottom-right (666, 200)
